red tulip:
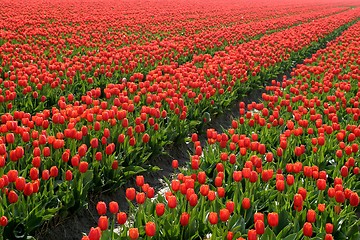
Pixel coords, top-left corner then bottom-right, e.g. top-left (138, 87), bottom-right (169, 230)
top-left (156, 203), bottom-right (165, 217)
top-left (7, 170), bottom-right (18, 182)
top-left (226, 231), bottom-right (234, 240)
top-left (189, 193), bottom-right (198, 207)
top-left (219, 208), bottom-right (230, 222)
top-left (136, 192), bottom-right (146, 204)
top-left (265, 152), bottom-right (273, 162)
top-left (349, 192), bottom-right (359, 206)
top-left (340, 166), bottom-right (348, 177)
top-left (172, 160), bottom-right (178, 169)
top-left (0, 216), bottom-right (8, 226)
top-left (50, 166), bottom-right (58, 178)
top-left (226, 201), bottom-right (235, 213)
top-left (147, 187), bottom-right (155, 198)
top-left (268, 212), bottom-right (279, 227)
top-left (242, 198), bottom-right (251, 209)
top-left (249, 171), bottom-right (258, 183)
top-left (255, 220), bottom-right (265, 235)
top-left (248, 229), bottom-right (257, 240)
top-left (276, 180), bottom-right (285, 191)
top-left (15, 177), bottom-right (25, 191)
top-left (180, 212), bottom-right (190, 226)
top-left (325, 234), bottom-right (334, 240)
top-left (197, 172), bottom-right (206, 184)
top-left (318, 203), bottom-right (326, 212)
top-left (293, 193), bottom-right (303, 211)
top-left (233, 171), bottom-right (242, 182)
top-left (136, 175), bottom-right (144, 187)
top-left (142, 133), bottom-right (150, 143)
top-left (208, 212), bottom-right (218, 224)
top-left (98, 216), bottom-right (108, 231)
top-left (145, 222), bottom-right (156, 236)
top-left (316, 179), bottom-right (326, 190)
top-left (117, 212), bottom-right (127, 224)
top-left (96, 201), bottom-right (107, 215)
top-left (167, 195), bottom-right (177, 209)
top-left (298, 187), bottom-right (307, 200)
top-left (128, 228), bottom-right (139, 240)
top-left (171, 180), bottom-right (180, 192)
top-left (303, 222), bottom-right (313, 237)
top-left (214, 176), bottom-right (223, 187)
top-left (254, 212), bottom-right (264, 223)
top-left (23, 183), bottom-right (33, 196)
top-left (126, 188), bottom-right (136, 201)
top-left (8, 190), bottom-right (18, 204)
top-left (109, 201), bottom-right (119, 214)
top-left (88, 227), bottom-right (101, 240)
top-left (335, 191), bottom-right (345, 203)
top-left (79, 161), bottom-right (88, 173)
top-left (325, 223), bottom-right (333, 234)
top-left (217, 187), bottom-right (225, 198)
top-left (306, 209), bottom-right (316, 223)
top-left (65, 170), bottom-right (73, 181)
top-left (208, 190), bottom-right (216, 201)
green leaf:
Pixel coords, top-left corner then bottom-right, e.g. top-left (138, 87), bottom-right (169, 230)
top-left (123, 166), bottom-right (147, 178)
top-left (333, 230), bottom-right (347, 240)
top-left (280, 233), bottom-right (298, 240)
top-left (276, 224), bottom-right (293, 239)
top-left (100, 230), bottom-right (113, 240)
top-left (261, 227), bottom-right (276, 240)
top-left (274, 210), bottom-right (291, 234)
top-left (189, 219), bottom-right (199, 237)
top-left (228, 214), bottom-right (245, 231)
top-left (150, 165), bottom-right (161, 172)
top-left (346, 221), bottom-right (360, 236)
top-left (351, 232), bottom-right (360, 240)
top-left (189, 120), bottom-right (201, 127)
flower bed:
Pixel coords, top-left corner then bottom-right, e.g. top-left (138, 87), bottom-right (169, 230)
top-left (84, 18), bottom-right (360, 240)
top-left (0, 0), bottom-right (359, 239)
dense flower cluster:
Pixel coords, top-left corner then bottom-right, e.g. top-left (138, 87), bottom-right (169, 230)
top-left (84, 18), bottom-right (360, 240)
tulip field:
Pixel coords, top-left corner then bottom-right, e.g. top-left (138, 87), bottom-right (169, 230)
top-left (0, 0), bottom-right (360, 239)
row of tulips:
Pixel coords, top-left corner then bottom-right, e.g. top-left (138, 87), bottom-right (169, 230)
top-left (0, 6), bottom-right (359, 239)
top-left (83, 18), bottom-right (360, 240)
top-left (0, 2), bottom-right (352, 113)
top-left (1, 0), bottom-right (307, 44)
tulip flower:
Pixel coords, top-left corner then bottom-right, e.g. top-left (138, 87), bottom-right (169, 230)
top-left (208, 212), bottom-right (218, 225)
top-left (145, 222), bottom-right (156, 236)
top-left (180, 212), bottom-right (190, 226)
top-left (128, 228), bottom-right (139, 240)
top-left (117, 212), bottom-right (127, 225)
top-left (303, 222), bottom-right (313, 237)
top-left (96, 202), bottom-right (107, 215)
top-left (268, 212), bottom-right (279, 227)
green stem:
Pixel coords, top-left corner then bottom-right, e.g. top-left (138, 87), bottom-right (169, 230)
top-left (111, 215), bottom-right (115, 240)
